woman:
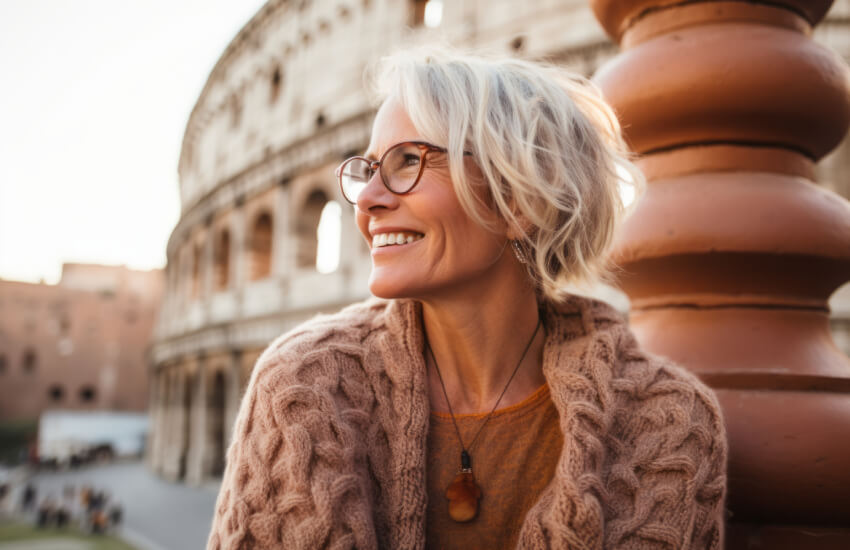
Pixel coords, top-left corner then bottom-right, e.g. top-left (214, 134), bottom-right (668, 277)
top-left (207, 49), bottom-right (727, 550)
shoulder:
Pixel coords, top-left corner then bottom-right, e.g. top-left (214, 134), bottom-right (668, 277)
top-left (605, 317), bottom-right (725, 457)
top-left (248, 297), bottom-right (394, 392)
top-left (549, 292), bottom-right (725, 440)
top-left (562, 295), bottom-right (728, 546)
top-left (546, 292), bottom-right (726, 488)
top-left (606, 346), bottom-right (728, 547)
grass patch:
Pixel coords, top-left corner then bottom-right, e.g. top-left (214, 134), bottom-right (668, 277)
top-left (0, 519), bottom-right (137, 549)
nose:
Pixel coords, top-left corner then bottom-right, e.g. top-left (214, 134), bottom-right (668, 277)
top-left (355, 168), bottom-right (399, 213)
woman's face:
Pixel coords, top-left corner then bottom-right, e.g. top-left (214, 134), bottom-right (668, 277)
top-left (355, 98), bottom-right (511, 300)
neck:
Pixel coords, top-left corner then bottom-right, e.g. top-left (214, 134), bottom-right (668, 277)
top-left (420, 258), bottom-right (545, 415)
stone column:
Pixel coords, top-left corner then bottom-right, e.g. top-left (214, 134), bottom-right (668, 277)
top-left (272, 183), bottom-right (292, 279)
top-left (590, 1), bottom-right (850, 546)
top-left (224, 349), bottom-right (244, 454)
top-left (186, 355), bottom-right (208, 485)
top-left (166, 259), bottom-right (179, 330)
top-left (162, 368), bottom-right (185, 481)
top-left (231, 202), bottom-right (247, 291)
top-left (146, 369), bottom-right (164, 471)
top-left (203, 226), bottom-right (214, 299)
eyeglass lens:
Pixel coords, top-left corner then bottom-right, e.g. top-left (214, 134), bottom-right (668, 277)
top-left (340, 143), bottom-right (424, 203)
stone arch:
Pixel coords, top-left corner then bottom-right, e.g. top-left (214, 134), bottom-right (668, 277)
top-left (249, 212), bottom-right (273, 281)
top-left (412, 0), bottom-right (443, 27)
top-left (296, 190), bottom-right (329, 269)
top-left (214, 229), bottom-right (230, 291)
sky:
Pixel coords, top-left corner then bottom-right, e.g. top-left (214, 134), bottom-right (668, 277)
top-left (0, 0), bottom-right (267, 284)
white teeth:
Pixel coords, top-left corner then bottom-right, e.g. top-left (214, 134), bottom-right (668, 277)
top-left (371, 232), bottom-right (423, 248)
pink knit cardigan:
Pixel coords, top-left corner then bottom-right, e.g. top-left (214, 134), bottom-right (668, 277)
top-left (207, 294), bottom-right (728, 549)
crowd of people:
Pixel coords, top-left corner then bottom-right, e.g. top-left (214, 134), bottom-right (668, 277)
top-left (18, 482), bottom-right (123, 534)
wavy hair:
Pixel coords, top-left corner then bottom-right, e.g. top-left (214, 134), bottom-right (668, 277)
top-left (369, 47), bottom-right (645, 302)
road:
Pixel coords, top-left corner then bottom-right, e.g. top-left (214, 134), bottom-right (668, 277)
top-left (23, 461), bottom-right (220, 550)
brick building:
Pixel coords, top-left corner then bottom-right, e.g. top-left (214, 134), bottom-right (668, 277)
top-left (0, 264), bottom-right (163, 421)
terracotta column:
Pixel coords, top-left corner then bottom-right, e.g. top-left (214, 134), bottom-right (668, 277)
top-left (589, 1), bottom-right (850, 547)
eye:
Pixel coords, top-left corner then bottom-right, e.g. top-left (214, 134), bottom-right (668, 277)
top-left (385, 145), bottom-right (422, 173)
top-left (402, 154), bottom-right (420, 167)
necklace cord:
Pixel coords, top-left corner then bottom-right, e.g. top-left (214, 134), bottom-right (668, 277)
top-left (426, 316), bottom-right (543, 458)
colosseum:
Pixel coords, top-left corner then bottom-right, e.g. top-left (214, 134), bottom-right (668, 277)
top-left (147, 0), bottom-right (850, 492)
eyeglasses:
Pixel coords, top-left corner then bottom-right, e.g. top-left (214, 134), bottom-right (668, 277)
top-left (335, 140), bottom-right (469, 205)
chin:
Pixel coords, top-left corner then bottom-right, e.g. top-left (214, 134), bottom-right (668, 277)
top-left (368, 278), bottom-right (415, 300)
top-left (367, 269), bottom-right (427, 300)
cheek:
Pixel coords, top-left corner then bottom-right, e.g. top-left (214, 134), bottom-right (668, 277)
top-left (355, 209), bottom-right (371, 243)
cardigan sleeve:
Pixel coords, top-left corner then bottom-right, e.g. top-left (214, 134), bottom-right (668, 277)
top-left (605, 358), bottom-right (728, 550)
top-left (206, 344), bottom-right (378, 550)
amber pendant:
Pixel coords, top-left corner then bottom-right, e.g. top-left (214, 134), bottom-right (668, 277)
top-left (446, 452), bottom-right (481, 524)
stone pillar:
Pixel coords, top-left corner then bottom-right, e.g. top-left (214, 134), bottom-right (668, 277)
top-left (186, 356), bottom-right (208, 485)
top-left (590, 1), bottom-right (850, 546)
top-left (203, 227), bottom-right (214, 299)
top-left (231, 203), bottom-right (247, 291)
top-left (156, 370), bottom-right (170, 472)
top-left (162, 367), bottom-right (186, 481)
top-left (166, 259), bottom-right (178, 327)
top-left (224, 350), bottom-right (244, 454)
top-left (272, 183), bottom-right (292, 279)
top-left (146, 368), bottom-right (165, 471)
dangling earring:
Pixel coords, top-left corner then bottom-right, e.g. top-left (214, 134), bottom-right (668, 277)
top-left (511, 240), bottom-right (527, 264)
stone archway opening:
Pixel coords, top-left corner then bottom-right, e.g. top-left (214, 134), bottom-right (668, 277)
top-left (316, 200), bottom-right (342, 273)
top-left (249, 212), bottom-right (273, 281)
top-left (297, 190), bottom-right (341, 272)
top-left (297, 190), bottom-right (327, 269)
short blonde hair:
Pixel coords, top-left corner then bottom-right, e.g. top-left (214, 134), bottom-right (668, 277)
top-left (371, 47), bottom-right (645, 302)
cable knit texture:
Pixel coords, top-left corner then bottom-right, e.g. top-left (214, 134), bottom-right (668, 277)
top-left (207, 294), bottom-right (727, 549)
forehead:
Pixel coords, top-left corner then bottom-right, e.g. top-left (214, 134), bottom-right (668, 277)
top-left (365, 97), bottom-right (422, 159)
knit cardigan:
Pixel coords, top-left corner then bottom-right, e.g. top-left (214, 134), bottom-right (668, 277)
top-left (207, 294), bottom-right (728, 550)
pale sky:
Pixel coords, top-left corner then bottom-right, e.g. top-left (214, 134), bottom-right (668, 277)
top-left (0, 0), bottom-right (267, 284)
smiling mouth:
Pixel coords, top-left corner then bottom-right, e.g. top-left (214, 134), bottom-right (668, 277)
top-left (372, 232), bottom-right (424, 248)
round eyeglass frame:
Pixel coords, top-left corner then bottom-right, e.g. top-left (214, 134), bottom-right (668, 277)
top-left (334, 140), bottom-right (469, 205)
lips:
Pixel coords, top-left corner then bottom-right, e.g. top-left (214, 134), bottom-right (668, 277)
top-left (371, 231), bottom-right (424, 248)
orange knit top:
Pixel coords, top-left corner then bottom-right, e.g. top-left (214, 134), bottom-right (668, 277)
top-left (426, 384), bottom-right (563, 549)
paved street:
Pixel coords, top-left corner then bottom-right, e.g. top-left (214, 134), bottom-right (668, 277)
top-left (20, 461), bottom-right (220, 550)
top-left (0, 543), bottom-right (90, 550)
